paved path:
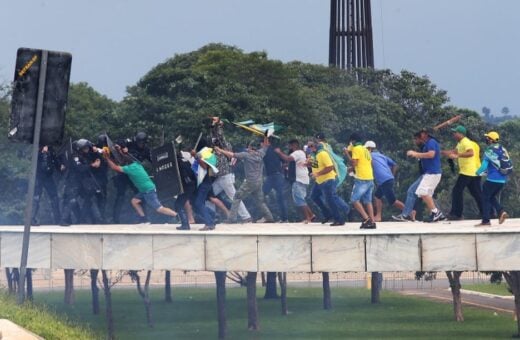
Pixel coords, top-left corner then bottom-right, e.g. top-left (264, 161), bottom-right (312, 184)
top-left (396, 288), bottom-right (516, 315)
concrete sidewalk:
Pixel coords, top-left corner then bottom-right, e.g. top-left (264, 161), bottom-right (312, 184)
top-left (395, 288), bottom-right (516, 315)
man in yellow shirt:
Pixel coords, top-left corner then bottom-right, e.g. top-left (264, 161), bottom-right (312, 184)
top-left (348, 132), bottom-right (376, 229)
top-left (442, 125), bottom-right (483, 220)
top-left (308, 133), bottom-right (350, 226)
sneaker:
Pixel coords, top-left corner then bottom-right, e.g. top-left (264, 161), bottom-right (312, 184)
top-left (499, 211), bottom-right (509, 224)
top-left (330, 221), bottom-right (345, 227)
top-left (176, 226), bottom-right (190, 230)
top-left (392, 214), bottom-right (412, 222)
top-left (475, 222), bottom-right (491, 227)
top-left (255, 217), bottom-right (274, 223)
top-left (199, 225), bottom-right (215, 231)
top-left (360, 219), bottom-right (377, 229)
top-left (426, 210), bottom-right (446, 223)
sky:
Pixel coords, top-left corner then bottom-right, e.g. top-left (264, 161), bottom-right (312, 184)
top-left (1, 0), bottom-right (519, 117)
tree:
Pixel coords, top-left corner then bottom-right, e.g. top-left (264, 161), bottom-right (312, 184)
top-left (501, 106), bottom-right (510, 116)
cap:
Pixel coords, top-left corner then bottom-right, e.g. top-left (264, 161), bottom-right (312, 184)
top-left (484, 131), bottom-right (500, 141)
top-left (450, 125), bottom-right (467, 135)
top-left (364, 140), bottom-right (376, 149)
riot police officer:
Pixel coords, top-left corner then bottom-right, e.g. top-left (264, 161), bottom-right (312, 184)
top-left (31, 145), bottom-right (61, 225)
top-left (60, 140), bottom-right (83, 226)
top-left (76, 139), bottom-right (104, 224)
top-left (93, 134), bottom-right (109, 222)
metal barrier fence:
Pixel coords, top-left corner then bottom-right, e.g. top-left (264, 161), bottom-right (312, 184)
top-left (0, 269), bottom-right (493, 291)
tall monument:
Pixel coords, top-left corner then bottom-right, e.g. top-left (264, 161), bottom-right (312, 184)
top-left (329, 0), bottom-right (374, 69)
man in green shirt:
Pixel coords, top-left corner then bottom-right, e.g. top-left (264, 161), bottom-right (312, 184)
top-left (104, 148), bottom-right (177, 223)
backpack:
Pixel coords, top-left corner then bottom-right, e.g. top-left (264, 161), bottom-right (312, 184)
top-left (493, 145), bottom-right (513, 175)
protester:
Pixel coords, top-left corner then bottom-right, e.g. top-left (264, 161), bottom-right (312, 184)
top-left (275, 139), bottom-right (315, 223)
top-left (475, 131), bottom-right (510, 226)
top-left (209, 117), bottom-right (252, 223)
top-left (215, 138), bottom-right (274, 223)
top-left (441, 125), bottom-right (483, 220)
top-left (104, 145), bottom-right (178, 224)
top-left (263, 137), bottom-right (289, 222)
top-left (347, 133), bottom-right (376, 229)
top-left (309, 133), bottom-right (349, 226)
top-left (406, 129), bottom-right (446, 222)
top-left (364, 141), bottom-right (404, 222)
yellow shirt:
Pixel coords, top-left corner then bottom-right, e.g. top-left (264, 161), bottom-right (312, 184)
top-left (456, 137), bottom-right (480, 176)
top-left (351, 144), bottom-right (374, 180)
top-left (312, 149), bottom-right (337, 184)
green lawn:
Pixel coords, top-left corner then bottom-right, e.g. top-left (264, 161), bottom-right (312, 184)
top-left (29, 286), bottom-right (517, 339)
top-left (463, 283), bottom-right (511, 296)
top-left (0, 293), bottom-right (98, 339)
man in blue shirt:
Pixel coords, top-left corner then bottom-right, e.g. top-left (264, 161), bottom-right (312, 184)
top-left (406, 129), bottom-right (446, 222)
top-left (365, 141), bottom-right (404, 222)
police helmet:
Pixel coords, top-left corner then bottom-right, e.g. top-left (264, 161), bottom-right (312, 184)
top-left (135, 132), bottom-right (148, 143)
top-left (97, 134), bottom-right (108, 147)
top-left (76, 138), bottom-right (92, 151)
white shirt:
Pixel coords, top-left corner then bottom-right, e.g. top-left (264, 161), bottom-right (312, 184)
top-left (290, 149), bottom-right (310, 185)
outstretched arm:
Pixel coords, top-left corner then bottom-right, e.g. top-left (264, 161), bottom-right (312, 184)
top-left (104, 152), bottom-right (124, 173)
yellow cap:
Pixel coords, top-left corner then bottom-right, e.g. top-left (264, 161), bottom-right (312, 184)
top-left (484, 131), bottom-right (499, 141)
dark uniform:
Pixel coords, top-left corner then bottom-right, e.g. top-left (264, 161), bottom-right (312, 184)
top-left (32, 145), bottom-right (61, 225)
top-left (76, 141), bottom-right (104, 224)
top-left (112, 132), bottom-right (151, 223)
top-left (60, 141), bottom-right (83, 226)
top-left (93, 135), bottom-right (109, 222)
top-left (175, 153), bottom-right (197, 230)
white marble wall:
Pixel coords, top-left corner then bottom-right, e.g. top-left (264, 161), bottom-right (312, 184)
top-left (366, 235), bottom-right (421, 272)
top-left (477, 234), bottom-right (520, 271)
top-left (421, 234), bottom-right (477, 271)
top-left (1, 228), bottom-right (520, 272)
top-left (312, 236), bottom-right (365, 272)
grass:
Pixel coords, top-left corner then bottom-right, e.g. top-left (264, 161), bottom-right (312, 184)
top-left (0, 293), bottom-right (99, 339)
top-left (463, 282), bottom-right (512, 296)
top-left (29, 286), bottom-right (518, 339)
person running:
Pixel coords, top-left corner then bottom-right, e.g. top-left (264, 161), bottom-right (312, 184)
top-left (104, 145), bottom-right (178, 224)
top-left (275, 139), bottom-right (315, 223)
top-left (364, 141), bottom-right (404, 222)
top-left (347, 133), bottom-right (376, 229)
top-left (475, 131), bottom-right (509, 226)
top-left (214, 138), bottom-right (274, 223)
top-left (309, 133), bottom-right (349, 227)
top-left (406, 129), bottom-right (446, 222)
top-left (441, 125), bottom-right (483, 220)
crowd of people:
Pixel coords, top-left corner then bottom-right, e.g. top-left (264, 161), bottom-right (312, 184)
top-left (30, 117), bottom-right (512, 230)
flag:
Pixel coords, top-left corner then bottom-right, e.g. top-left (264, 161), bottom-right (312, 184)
top-left (196, 147), bottom-right (219, 186)
top-left (229, 119), bottom-right (282, 138)
top-left (323, 143), bottom-right (347, 187)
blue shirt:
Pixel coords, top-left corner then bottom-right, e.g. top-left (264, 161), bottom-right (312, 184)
top-left (371, 151), bottom-right (396, 185)
top-left (420, 138), bottom-right (441, 174)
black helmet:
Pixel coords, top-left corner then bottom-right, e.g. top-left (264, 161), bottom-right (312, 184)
top-left (135, 132), bottom-right (148, 143)
top-left (97, 134), bottom-right (108, 147)
top-left (75, 138), bottom-right (92, 151)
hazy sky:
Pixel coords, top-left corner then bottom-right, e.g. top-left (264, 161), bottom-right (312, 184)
top-left (1, 0), bottom-right (519, 116)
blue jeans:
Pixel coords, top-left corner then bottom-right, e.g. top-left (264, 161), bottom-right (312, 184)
top-left (194, 179), bottom-right (215, 227)
top-left (263, 173), bottom-right (288, 221)
top-left (314, 179), bottom-right (349, 223)
top-left (350, 179), bottom-right (374, 204)
top-left (482, 181), bottom-right (504, 223)
top-left (402, 176), bottom-right (423, 217)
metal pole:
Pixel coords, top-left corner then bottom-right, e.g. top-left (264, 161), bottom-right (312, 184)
top-left (18, 50), bottom-right (48, 304)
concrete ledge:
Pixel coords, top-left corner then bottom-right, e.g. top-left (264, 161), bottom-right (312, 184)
top-left (0, 319), bottom-right (43, 340)
top-left (1, 219), bottom-right (519, 272)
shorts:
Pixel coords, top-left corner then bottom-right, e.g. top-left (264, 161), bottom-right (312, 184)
top-left (415, 174), bottom-right (442, 197)
top-left (374, 179), bottom-right (396, 205)
top-left (351, 179), bottom-right (374, 204)
top-left (134, 190), bottom-right (162, 211)
top-left (292, 181), bottom-right (308, 207)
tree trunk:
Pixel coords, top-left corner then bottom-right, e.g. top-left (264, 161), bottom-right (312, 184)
top-left (129, 270), bottom-right (154, 328)
top-left (165, 270), bottom-right (173, 303)
top-left (246, 272), bottom-right (259, 331)
top-left (90, 270), bottom-right (100, 315)
top-left (446, 271), bottom-right (464, 322)
top-left (26, 269), bottom-right (33, 301)
top-left (215, 271), bottom-right (227, 339)
top-left (261, 272), bottom-right (266, 286)
top-left (277, 272), bottom-right (288, 315)
top-left (6, 268), bottom-right (13, 293)
top-left (322, 272), bottom-right (332, 310)
top-left (264, 272), bottom-right (278, 299)
top-left (64, 269), bottom-right (75, 305)
top-left (101, 270), bottom-right (115, 340)
top-left (503, 271), bottom-right (520, 337)
top-left (371, 272), bottom-right (381, 304)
